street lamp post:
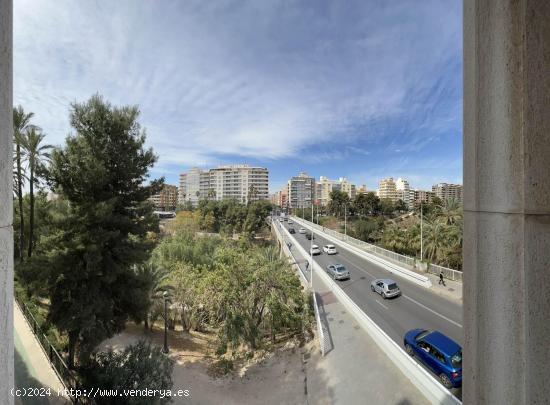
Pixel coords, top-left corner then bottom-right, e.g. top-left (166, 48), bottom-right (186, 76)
top-left (162, 291), bottom-right (169, 354)
top-left (420, 201), bottom-right (423, 261)
top-left (344, 203), bottom-right (347, 238)
top-left (310, 202), bottom-right (314, 289)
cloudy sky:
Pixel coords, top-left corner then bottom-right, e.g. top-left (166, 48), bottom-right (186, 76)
top-left (14, 0), bottom-right (462, 193)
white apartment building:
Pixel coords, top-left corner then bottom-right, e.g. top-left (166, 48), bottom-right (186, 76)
top-left (179, 165), bottom-right (268, 206)
top-left (208, 165), bottom-right (269, 204)
top-left (395, 177), bottom-right (414, 208)
top-left (288, 172), bottom-right (315, 209)
top-left (179, 168), bottom-right (210, 206)
top-left (316, 176), bottom-right (356, 206)
top-left (378, 177), bottom-right (398, 202)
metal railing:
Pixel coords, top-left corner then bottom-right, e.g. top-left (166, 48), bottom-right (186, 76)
top-left (426, 263), bottom-right (463, 282)
top-left (291, 216), bottom-right (462, 281)
top-left (14, 294), bottom-right (82, 404)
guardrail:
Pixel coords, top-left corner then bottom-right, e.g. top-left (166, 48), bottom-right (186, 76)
top-left (283, 222), bottom-right (461, 405)
top-left (271, 219), bottom-right (328, 356)
top-left (290, 216), bottom-right (432, 288)
top-left (14, 294), bottom-right (81, 404)
top-left (291, 215), bottom-right (462, 282)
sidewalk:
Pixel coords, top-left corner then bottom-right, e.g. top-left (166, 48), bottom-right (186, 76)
top-left (14, 301), bottom-right (70, 405)
top-left (422, 273), bottom-right (462, 302)
top-left (285, 238), bottom-right (429, 405)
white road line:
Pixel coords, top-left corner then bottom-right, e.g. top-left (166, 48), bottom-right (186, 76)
top-left (402, 295), bottom-right (463, 328)
top-left (376, 300), bottom-right (389, 310)
top-left (286, 221), bottom-right (464, 329)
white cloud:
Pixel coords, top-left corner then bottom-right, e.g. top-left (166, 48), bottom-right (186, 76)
top-left (14, 0), bottom-right (461, 170)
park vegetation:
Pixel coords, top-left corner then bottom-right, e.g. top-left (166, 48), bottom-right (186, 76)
top-left (12, 96), bottom-right (309, 396)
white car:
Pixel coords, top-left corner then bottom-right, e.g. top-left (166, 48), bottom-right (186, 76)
top-left (288, 220), bottom-right (293, 224)
top-left (323, 244), bottom-right (337, 255)
top-left (298, 228), bottom-right (306, 234)
top-left (310, 244), bottom-right (321, 255)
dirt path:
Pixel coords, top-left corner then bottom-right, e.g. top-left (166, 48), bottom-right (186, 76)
top-left (99, 324), bottom-right (309, 405)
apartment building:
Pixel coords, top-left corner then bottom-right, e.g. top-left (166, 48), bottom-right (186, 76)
top-left (378, 177), bottom-right (398, 202)
top-left (208, 165), bottom-right (269, 204)
top-left (271, 187), bottom-right (289, 210)
top-left (413, 189), bottom-right (435, 207)
top-left (179, 165), bottom-right (269, 206)
top-left (432, 183), bottom-right (463, 203)
top-left (149, 184), bottom-right (178, 211)
top-left (288, 172), bottom-right (315, 209)
top-left (179, 168), bottom-right (210, 206)
top-left (316, 176), bottom-right (356, 206)
top-left (395, 177), bottom-right (415, 208)
top-left (356, 185), bottom-right (368, 195)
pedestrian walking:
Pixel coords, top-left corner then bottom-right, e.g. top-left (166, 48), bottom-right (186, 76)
top-left (439, 271), bottom-right (446, 286)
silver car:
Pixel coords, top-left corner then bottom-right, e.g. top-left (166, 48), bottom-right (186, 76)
top-left (310, 244), bottom-right (321, 255)
top-left (370, 279), bottom-right (401, 299)
top-left (326, 264), bottom-right (350, 280)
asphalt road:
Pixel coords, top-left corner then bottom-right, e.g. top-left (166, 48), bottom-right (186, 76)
top-left (279, 218), bottom-right (463, 347)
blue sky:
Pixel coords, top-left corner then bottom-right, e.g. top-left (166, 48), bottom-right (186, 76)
top-left (14, 0), bottom-right (462, 193)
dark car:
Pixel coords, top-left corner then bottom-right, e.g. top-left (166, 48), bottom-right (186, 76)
top-left (305, 232), bottom-right (315, 240)
top-left (404, 329), bottom-right (462, 388)
top-left (288, 228), bottom-right (296, 234)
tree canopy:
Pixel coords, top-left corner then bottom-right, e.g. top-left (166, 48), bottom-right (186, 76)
top-left (44, 95), bottom-right (163, 367)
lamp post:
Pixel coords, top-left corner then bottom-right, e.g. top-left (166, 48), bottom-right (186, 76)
top-left (162, 291), bottom-right (169, 354)
top-left (310, 202), bottom-right (314, 289)
top-left (420, 201), bottom-right (423, 261)
top-left (344, 203), bottom-right (347, 238)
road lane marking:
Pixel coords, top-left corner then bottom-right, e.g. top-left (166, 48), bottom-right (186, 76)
top-left (402, 295), bottom-right (463, 328)
top-left (282, 220), bottom-right (463, 329)
top-left (376, 300), bottom-right (388, 310)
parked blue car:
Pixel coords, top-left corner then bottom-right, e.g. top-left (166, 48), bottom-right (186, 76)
top-left (404, 329), bottom-right (462, 388)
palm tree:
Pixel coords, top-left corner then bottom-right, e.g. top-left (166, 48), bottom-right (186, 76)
top-left (437, 198), bottom-right (462, 225)
top-left (20, 127), bottom-right (52, 258)
top-left (13, 106), bottom-right (34, 262)
top-left (423, 220), bottom-right (448, 263)
top-left (135, 263), bottom-right (173, 331)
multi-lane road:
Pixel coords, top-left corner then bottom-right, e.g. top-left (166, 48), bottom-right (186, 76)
top-left (278, 217), bottom-right (463, 348)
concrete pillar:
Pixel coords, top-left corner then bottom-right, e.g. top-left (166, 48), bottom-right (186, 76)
top-left (0, 0), bottom-right (13, 404)
top-left (463, 1), bottom-right (550, 404)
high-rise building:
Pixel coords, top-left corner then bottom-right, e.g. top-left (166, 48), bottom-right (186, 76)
top-left (150, 184), bottom-right (178, 211)
top-left (316, 176), bottom-right (356, 206)
top-left (378, 177), bottom-right (398, 202)
top-left (179, 165), bottom-right (269, 206)
top-left (288, 172), bottom-right (315, 209)
top-left (395, 177), bottom-right (414, 208)
top-left (432, 183), bottom-right (463, 203)
top-left (356, 185), bottom-right (368, 194)
top-left (179, 168), bottom-right (210, 206)
top-left (208, 165), bottom-right (268, 204)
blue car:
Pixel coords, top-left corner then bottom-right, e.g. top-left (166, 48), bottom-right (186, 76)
top-left (404, 329), bottom-right (462, 388)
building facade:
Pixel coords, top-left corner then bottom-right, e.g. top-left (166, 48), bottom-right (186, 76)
top-left (413, 190), bottom-right (435, 207)
top-left (378, 177), bottom-right (398, 202)
top-left (432, 183), bottom-right (463, 203)
top-left (395, 177), bottom-right (414, 208)
top-left (150, 184), bottom-right (178, 211)
top-left (288, 172), bottom-right (315, 209)
top-left (316, 176), bottom-right (356, 206)
top-left (179, 168), bottom-right (210, 206)
top-left (179, 165), bottom-right (269, 206)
